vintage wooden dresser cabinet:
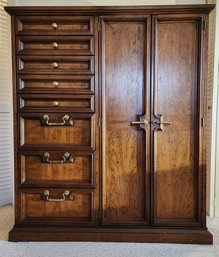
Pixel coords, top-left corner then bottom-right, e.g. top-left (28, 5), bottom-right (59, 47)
top-left (5, 4), bottom-right (214, 243)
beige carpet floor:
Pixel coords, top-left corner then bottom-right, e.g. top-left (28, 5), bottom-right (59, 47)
top-left (0, 205), bottom-right (219, 257)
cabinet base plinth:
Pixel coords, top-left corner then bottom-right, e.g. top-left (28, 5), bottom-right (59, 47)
top-left (9, 226), bottom-right (213, 244)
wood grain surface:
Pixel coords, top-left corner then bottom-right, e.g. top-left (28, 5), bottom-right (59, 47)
top-left (101, 17), bottom-right (149, 224)
top-left (152, 17), bottom-right (201, 225)
top-left (21, 116), bottom-right (91, 146)
top-left (4, 5), bottom-right (214, 243)
top-left (17, 75), bottom-right (95, 94)
top-left (20, 151), bottom-right (93, 186)
top-left (20, 189), bottom-right (93, 224)
top-left (15, 16), bottom-right (94, 35)
top-left (17, 56), bottom-right (94, 75)
top-left (16, 36), bottom-right (94, 55)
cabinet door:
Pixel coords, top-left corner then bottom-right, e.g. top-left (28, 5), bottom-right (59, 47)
top-left (151, 15), bottom-right (206, 226)
top-left (100, 16), bottom-right (150, 225)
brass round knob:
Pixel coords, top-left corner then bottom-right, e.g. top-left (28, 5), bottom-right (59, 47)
top-left (53, 81), bottom-right (59, 87)
top-left (42, 114), bottom-right (49, 121)
top-left (63, 190), bottom-right (70, 196)
top-left (52, 42), bottom-right (58, 49)
top-left (53, 62), bottom-right (59, 69)
top-left (52, 22), bottom-right (58, 29)
top-left (43, 152), bottom-right (50, 159)
top-left (63, 115), bottom-right (70, 121)
top-left (63, 152), bottom-right (70, 159)
top-left (43, 190), bottom-right (50, 196)
top-left (53, 101), bottom-right (59, 107)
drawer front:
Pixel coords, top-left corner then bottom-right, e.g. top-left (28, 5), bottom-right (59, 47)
top-left (17, 75), bottom-right (94, 94)
top-left (17, 36), bottom-right (94, 55)
top-left (19, 94), bottom-right (94, 113)
top-left (19, 151), bottom-right (94, 186)
top-left (19, 113), bottom-right (94, 148)
top-left (17, 56), bottom-right (94, 75)
top-left (16, 16), bottom-right (94, 35)
top-left (19, 189), bottom-right (94, 225)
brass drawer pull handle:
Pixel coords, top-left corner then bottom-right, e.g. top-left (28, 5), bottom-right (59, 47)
top-left (42, 114), bottom-right (74, 126)
top-left (53, 62), bottom-right (59, 69)
top-left (52, 22), bottom-right (58, 29)
top-left (131, 120), bottom-right (148, 126)
top-left (53, 81), bottom-right (59, 87)
top-left (53, 42), bottom-right (58, 49)
top-left (42, 190), bottom-right (70, 202)
top-left (153, 121), bottom-right (172, 125)
top-left (53, 101), bottom-right (59, 107)
top-left (153, 116), bottom-right (172, 131)
top-left (43, 152), bottom-right (74, 163)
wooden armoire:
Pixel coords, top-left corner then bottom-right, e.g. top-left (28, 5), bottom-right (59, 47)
top-left (5, 4), bottom-right (214, 243)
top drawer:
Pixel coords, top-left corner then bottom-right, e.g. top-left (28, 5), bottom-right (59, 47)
top-left (16, 16), bottom-right (94, 35)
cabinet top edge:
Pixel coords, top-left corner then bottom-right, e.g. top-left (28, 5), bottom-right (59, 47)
top-left (4, 4), bottom-right (215, 15)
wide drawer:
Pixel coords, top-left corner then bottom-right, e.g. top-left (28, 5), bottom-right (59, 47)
top-left (17, 75), bottom-right (94, 94)
top-left (17, 56), bottom-right (94, 75)
top-left (19, 113), bottom-right (94, 149)
top-left (16, 36), bottom-right (94, 55)
top-left (16, 16), bottom-right (94, 35)
top-left (19, 150), bottom-right (94, 187)
top-left (19, 94), bottom-right (94, 113)
top-left (18, 188), bottom-right (95, 225)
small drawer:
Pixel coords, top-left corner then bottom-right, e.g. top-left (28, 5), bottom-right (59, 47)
top-left (16, 16), bottom-right (94, 35)
top-left (16, 36), bottom-right (94, 55)
top-left (19, 188), bottom-right (95, 225)
top-left (19, 94), bottom-right (94, 113)
top-left (17, 75), bottom-right (94, 94)
top-left (19, 113), bottom-right (94, 149)
top-left (19, 151), bottom-right (94, 187)
top-left (17, 56), bottom-right (94, 75)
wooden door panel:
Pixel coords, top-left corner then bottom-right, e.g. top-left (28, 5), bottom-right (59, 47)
top-left (100, 16), bottom-right (150, 225)
top-left (152, 15), bottom-right (203, 226)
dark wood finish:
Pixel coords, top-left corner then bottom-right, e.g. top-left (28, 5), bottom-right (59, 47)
top-left (5, 5), bottom-right (214, 243)
top-left (17, 75), bottom-right (95, 94)
top-left (17, 56), bottom-right (94, 75)
top-left (16, 36), bottom-right (94, 55)
top-left (15, 16), bottom-right (94, 35)
top-left (18, 188), bottom-right (95, 225)
top-left (19, 113), bottom-right (94, 147)
top-left (18, 94), bottom-right (94, 113)
top-left (151, 14), bottom-right (205, 227)
top-left (100, 16), bottom-right (150, 225)
top-left (19, 150), bottom-right (95, 187)
top-left (5, 5), bottom-right (214, 15)
top-left (9, 227), bottom-right (213, 244)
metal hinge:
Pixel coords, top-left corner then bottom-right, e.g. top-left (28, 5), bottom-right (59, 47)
top-left (201, 117), bottom-right (205, 128)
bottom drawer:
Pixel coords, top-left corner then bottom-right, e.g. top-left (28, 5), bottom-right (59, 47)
top-left (19, 188), bottom-right (95, 225)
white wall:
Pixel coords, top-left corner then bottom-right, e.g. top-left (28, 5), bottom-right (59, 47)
top-left (0, 0), bottom-right (13, 206)
top-left (8, 0), bottom-right (205, 6)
